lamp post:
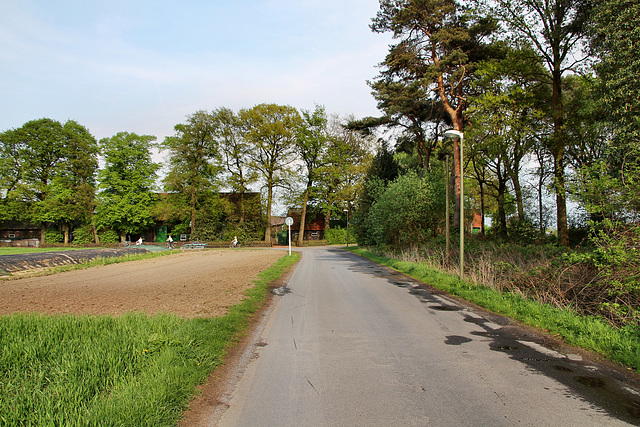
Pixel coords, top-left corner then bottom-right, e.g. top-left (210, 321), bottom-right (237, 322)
top-left (285, 216), bottom-right (294, 256)
top-left (445, 153), bottom-right (450, 259)
top-left (444, 129), bottom-right (464, 279)
top-left (343, 208), bottom-right (349, 248)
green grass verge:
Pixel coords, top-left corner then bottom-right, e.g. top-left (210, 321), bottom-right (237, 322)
top-left (350, 247), bottom-right (640, 372)
top-left (0, 251), bottom-right (300, 426)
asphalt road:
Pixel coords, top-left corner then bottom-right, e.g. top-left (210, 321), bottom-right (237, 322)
top-left (218, 247), bottom-right (640, 426)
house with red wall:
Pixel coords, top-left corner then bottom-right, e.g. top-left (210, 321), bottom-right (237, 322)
top-left (287, 208), bottom-right (325, 241)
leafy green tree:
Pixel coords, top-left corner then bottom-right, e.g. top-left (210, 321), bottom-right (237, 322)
top-left (584, 0), bottom-right (640, 219)
top-left (215, 107), bottom-right (259, 225)
top-left (561, 75), bottom-right (616, 224)
top-left (483, 0), bottom-right (591, 246)
top-left (0, 119), bottom-right (100, 243)
top-left (0, 128), bottom-right (27, 221)
top-left (0, 129), bottom-right (22, 200)
top-left (363, 80), bottom-right (449, 170)
top-left (322, 116), bottom-right (374, 230)
top-left (563, 75), bottom-right (610, 173)
top-left (371, 0), bottom-right (499, 227)
top-left (38, 121), bottom-right (100, 243)
top-left (589, 0), bottom-right (640, 141)
top-left (308, 115), bottom-right (374, 233)
top-left (354, 141), bottom-right (399, 246)
top-left (162, 110), bottom-right (221, 239)
top-left (239, 103), bottom-right (301, 241)
top-left (468, 48), bottom-right (548, 233)
top-left (294, 105), bottom-right (329, 245)
top-left (96, 132), bottom-right (159, 242)
top-left (1, 119), bottom-right (67, 243)
top-left (368, 170), bottom-right (445, 246)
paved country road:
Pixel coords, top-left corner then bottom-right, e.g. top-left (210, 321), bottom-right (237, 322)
top-left (214, 247), bottom-right (640, 426)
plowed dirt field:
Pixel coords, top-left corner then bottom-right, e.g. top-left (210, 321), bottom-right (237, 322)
top-left (0, 249), bottom-right (286, 318)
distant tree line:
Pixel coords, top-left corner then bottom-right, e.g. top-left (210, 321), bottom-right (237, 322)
top-left (0, 105), bottom-right (373, 245)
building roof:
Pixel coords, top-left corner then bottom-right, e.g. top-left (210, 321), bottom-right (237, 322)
top-left (271, 216), bottom-right (286, 226)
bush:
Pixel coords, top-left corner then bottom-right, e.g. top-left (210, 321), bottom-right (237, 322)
top-left (569, 221), bottom-right (640, 326)
top-left (222, 220), bottom-right (263, 243)
top-left (366, 171), bottom-right (445, 247)
top-left (72, 225), bottom-right (95, 245)
top-left (325, 227), bottom-right (356, 245)
top-left (99, 229), bottom-right (120, 244)
top-left (44, 229), bottom-right (64, 243)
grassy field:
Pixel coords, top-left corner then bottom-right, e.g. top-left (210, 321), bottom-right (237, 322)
top-left (0, 252), bottom-right (300, 426)
top-left (349, 247), bottom-right (640, 372)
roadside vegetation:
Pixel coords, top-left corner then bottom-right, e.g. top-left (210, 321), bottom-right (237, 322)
top-left (345, 0), bottom-right (640, 372)
top-left (0, 252), bottom-right (300, 425)
top-left (351, 246), bottom-right (640, 371)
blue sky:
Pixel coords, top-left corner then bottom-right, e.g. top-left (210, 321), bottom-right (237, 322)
top-left (0, 0), bottom-right (393, 143)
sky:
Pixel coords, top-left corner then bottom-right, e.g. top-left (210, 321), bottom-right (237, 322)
top-left (0, 0), bottom-right (394, 144)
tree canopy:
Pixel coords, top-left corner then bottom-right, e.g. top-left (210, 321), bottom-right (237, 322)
top-left (96, 132), bottom-right (159, 242)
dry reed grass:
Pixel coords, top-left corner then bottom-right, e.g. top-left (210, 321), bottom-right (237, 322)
top-left (378, 240), bottom-right (639, 329)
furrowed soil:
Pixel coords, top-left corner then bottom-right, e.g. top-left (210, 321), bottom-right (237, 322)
top-left (0, 249), bottom-right (286, 318)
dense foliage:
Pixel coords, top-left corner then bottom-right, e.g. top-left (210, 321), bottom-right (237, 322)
top-left (349, 0), bottom-right (640, 330)
top-left (366, 171), bottom-right (446, 246)
top-left (95, 132), bottom-right (159, 243)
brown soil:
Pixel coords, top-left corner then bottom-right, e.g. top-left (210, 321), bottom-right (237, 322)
top-left (0, 249), bottom-right (286, 318)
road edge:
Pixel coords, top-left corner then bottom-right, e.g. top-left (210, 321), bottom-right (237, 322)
top-left (178, 252), bottom-right (300, 426)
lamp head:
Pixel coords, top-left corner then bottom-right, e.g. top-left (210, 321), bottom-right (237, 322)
top-left (444, 129), bottom-right (463, 140)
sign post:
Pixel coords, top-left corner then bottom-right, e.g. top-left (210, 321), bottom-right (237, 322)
top-left (285, 216), bottom-right (294, 256)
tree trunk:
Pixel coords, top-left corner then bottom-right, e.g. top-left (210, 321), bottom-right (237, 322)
top-left (91, 217), bottom-right (100, 244)
top-left (551, 68), bottom-right (569, 247)
top-left (297, 188), bottom-right (310, 247)
top-left (554, 153), bottom-right (569, 245)
top-left (190, 187), bottom-right (197, 239)
top-left (264, 184), bottom-right (273, 242)
top-left (511, 173), bottom-right (525, 221)
top-left (539, 184), bottom-right (544, 235)
top-left (497, 186), bottom-right (507, 236)
top-left (40, 224), bottom-right (46, 246)
top-left (239, 191), bottom-right (245, 224)
top-left (324, 210), bottom-right (331, 234)
top-left (479, 181), bottom-right (486, 236)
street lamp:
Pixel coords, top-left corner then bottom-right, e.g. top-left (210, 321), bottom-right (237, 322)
top-left (285, 216), bottom-right (294, 256)
top-left (343, 208), bottom-right (350, 248)
top-left (444, 129), bottom-right (464, 279)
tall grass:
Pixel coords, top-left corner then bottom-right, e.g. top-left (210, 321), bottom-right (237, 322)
top-left (350, 247), bottom-right (640, 372)
top-left (380, 240), bottom-right (638, 326)
top-left (0, 252), bottom-right (300, 426)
